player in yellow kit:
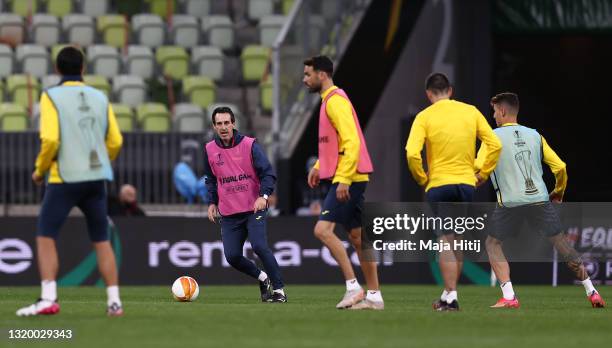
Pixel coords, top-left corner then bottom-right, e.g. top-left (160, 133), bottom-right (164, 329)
top-left (16, 47), bottom-right (124, 317)
top-left (303, 56), bottom-right (382, 310)
top-left (476, 92), bottom-right (604, 309)
top-left (406, 73), bottom-right (502, 311)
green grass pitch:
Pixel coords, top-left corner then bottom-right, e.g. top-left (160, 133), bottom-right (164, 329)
top-left (1, 285), bottom-right (610, 348)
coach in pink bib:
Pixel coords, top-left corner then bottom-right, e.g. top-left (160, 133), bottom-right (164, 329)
top-left (203, 106), bottom-right (286, 303)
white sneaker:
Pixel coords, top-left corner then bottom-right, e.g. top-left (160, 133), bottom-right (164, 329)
top-left (336, 288), bottom-right (365, 309)
top-left (349, 299), bottom-right (385, 310)
top-left (16, 299), bottom-right (60, 317)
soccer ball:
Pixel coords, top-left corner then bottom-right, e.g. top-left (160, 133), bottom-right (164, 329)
top-left (172, 276), bottom-right (200, 302)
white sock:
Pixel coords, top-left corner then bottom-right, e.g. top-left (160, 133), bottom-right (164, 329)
top-left (366, 290), bottom-right (383, 302)
top-left (346, 278), bottom-right (360, 291)
top-left (107, 286), bottom-right (121, 307)
top-left (501, 281), bottom-right (515, 300)
top-left (41, 280), bottom-right (57, 301)
top-left (440, 289), bottom-right (449, 302)
top-left (258, 271), bottom-right (268, 282)
top-left (446, 290), bottom-right (457, 304)
top-left (582, 278), bottom-right (596, 295)
top-left (273, 288), bottom-right (285, 296)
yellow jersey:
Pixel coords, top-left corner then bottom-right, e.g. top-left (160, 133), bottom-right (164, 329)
top-left (406, 99), bottom-right (502, 191)
top-left (34, 81), bottom-right (123, 183)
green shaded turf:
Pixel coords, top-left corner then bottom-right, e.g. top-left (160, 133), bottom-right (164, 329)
top-left (1, 285), bottom-right (610, 347)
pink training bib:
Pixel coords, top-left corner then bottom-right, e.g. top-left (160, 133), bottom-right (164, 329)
top-left (205, 136), bottom-right (260, 215)
top-left (318, 88), bottom-right (373, 179)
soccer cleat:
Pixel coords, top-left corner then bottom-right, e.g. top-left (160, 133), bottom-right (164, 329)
top-left (16, 298), bottom-right (60, 317)
top-left (270, 291), bottom-right (288, 303)
top-left (349, 299), bottom-right (384, 310)
top-left (259, 278), bottom-right (273, 302)
top-left (107, 302), bottom-right (124, 317)
top-left (336, 288), bottom-right (365, 309)
top-left (588, 291), bottom-right (605, 308)
top-left (432, 299), bottom-right (447, 311)
top-left (436, 300), bottom-right (459, 311)
top-left (490, 297), bottom-right (520, 309)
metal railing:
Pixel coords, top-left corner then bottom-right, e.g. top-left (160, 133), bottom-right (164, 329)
top-left (0, 131), bottom-right (209, 207)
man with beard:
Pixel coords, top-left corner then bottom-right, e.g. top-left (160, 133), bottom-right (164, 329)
top-left (302, 56), bottom-right (382, 310)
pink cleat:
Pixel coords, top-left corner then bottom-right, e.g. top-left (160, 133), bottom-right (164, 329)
top-left (16, 299), bottom-right (60, 317)
top-left (490, 297), bottom-right (520, 309)
top-left (588, 291), bottom-right (605, 308)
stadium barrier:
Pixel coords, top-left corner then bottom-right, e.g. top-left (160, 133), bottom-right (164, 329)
top-left (2, 216), bottom-right (609, 286)
top-left (0, 132), bottom-right (208, 206)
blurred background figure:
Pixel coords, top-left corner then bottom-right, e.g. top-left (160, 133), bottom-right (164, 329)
top-left (267, 192), bottom-right (281, 217)
top-left (296, 156), bottom-right (329, 215)
top-left (108, 184), bottom-right (145, 217)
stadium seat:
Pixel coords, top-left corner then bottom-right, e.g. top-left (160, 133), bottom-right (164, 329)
top-left (87, 45), bottom-right (120, 78)
top-left (125, 45), bottom-right (154, 79)
top-left (43, 0), bottom-right (74, 17)
top-left (191, 46), bottom-right (223, 81)
top-left (170, 15), bottom-right (199, 48)
top-left (52, 44), bottom-right (75, 64)
top-left (145, 0), bottom-right (177, 18)
top-left (32, 14), bottom-right (61, 46)
top-left (80, 0), bottom-right (109, 16)
top-left (113, 75), bottom-right (146, 108)
top-left (173, 102), bottom-right (206, 132)
top-left (7, 75), bottom-right (40, 109)
top-left (260, 76), bottom-right (272, 112)
top-left (0, 45), bottom-right (14, 78)
top-left (207, 102), bottom-right (245, 130)
top-left (282, 0), bottom-right (294, 15)
top-left (202, 15), bottom-right (234, 50)
top-left (83, 75), bottom-right (110, 96)
top-left (97, 15), bottom-right (129, 48)
top-left (42, 74), bottom-right (61, 89)
top-left (259, 15), bottom-right (286, 47)
top-left (7, 0), bottom-right (38, 17)
top-left (182, 76), bottom-right (215, 109)
top-left (240, 45), bottom-right (270, 82)
top-left (321, 0), bottom-right (347, 21)
top-left (111, 103), bottom-right (135, 132)
top-left (132, 14), bottom-right (165, 48)
top-left (180, 0), bottom-right (210, 17)
top-left (62, 14), bottom-right (95, 46)
top-left (0, 103), bottom-right (28, 131)
top-left (137, 102), bottom-right (171, 132)
top-left (297, 15), bottom-right (325, 48)
top-left (16, 45), bottom-right (49, 78)
top-left (248, 0), bottom-right (274, 21)
top-left (0, 14), bottom-right (25, 45)
top-left (156, 46), bottom-right (189, 79)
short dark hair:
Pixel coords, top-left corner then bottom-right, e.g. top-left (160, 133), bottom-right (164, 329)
top-left (491, 92), bottom-right (520, 111)
top-left (211, 106), bottom-right (235, 125)
top-left (56, 46), bottom-right (84, 76)
top-left (303, 55), bottom-right (333, 76)
top-left (425, 72), bottom-right (451, 94)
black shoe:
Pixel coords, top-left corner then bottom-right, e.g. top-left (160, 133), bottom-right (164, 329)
top-left (438, 300), bottom-right (459, 311)
top-left (270, 291), bottom-right (287, 303)
top-left (432, 299), bottom-right (447, 311)
top-left (259, 278), bottom-right (272, 302)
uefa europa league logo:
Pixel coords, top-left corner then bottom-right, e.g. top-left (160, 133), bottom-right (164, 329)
top-left (78, 92), bottom-right (102, 169)
top-left (514, 150), bottom-right (538, 195)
